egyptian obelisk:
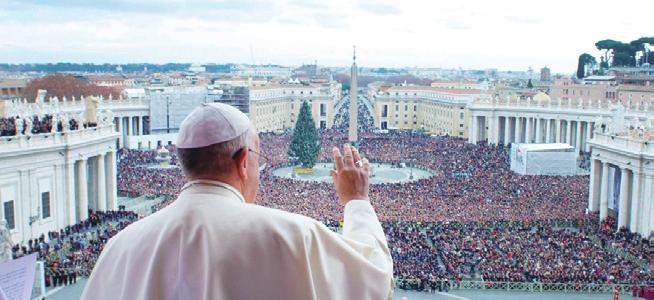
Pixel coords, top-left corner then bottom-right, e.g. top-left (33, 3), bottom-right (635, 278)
top-left (349, 46), bottom-right (358, 143)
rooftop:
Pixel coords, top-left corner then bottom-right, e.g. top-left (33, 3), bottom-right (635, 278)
top-left (385, 85), bottom-right (482, 95)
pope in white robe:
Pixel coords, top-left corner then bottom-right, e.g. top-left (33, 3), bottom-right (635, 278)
top-left (81, 103), bottom-right (394, 300)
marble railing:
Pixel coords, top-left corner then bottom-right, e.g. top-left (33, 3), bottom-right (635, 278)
top-left (1, 97), bottom-right (149, 118)
top-left (0, 124), bottom-right (117, 152)
top-left (472, 97), bottom-right (653, 113)
top-left (590, 131), bottom-right (654, 155)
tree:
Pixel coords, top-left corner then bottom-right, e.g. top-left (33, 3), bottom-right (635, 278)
top-left (288, 101), bottom-right (320, 168)
top-left (595, 39), bottom-right (638, 67)
top-left (23, 74), bottom-right (121, 102)
top-left (595, 39), bottom-right (621, 67)
top-left (576, 53), bottom-right (596, 79)
top-left (526, 79), bottom-right (533, 89)
top-left (630, 37), bottom-right (654, 66)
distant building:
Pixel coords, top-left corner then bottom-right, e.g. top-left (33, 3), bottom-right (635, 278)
top-left (86, 74), bottom-right (127, 88)
top-left (0, 79), bottom-right (27, 99)
top-left (146, 86), bottom-right (209, 134)
top-left (430, 79), bottom-right (487, 90)
top-left (550, 77), bottom-right (617, 102)
top-left (188, 63), bottom-right (206, 73)
top-left (231, 65), bottom-right (292, 78)
top-left (208, 85), bottom-right (250, 115)
top-left (293, 64), bottom-right (318, 77)
top-left (248, 81), bottom-right (341, 132)
top-left (369, 84), bottom-right (486, 137)
top-left (540, 67), bottom-right (551, 81)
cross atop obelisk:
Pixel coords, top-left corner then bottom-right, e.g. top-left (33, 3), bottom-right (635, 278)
top-left (348, 45), bottom-right (358, 143)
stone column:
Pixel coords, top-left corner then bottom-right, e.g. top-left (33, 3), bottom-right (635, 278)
top-left (127, 116), bottom-right (133, 136)
top-left (139, 116), bottom-right (144, 135)
top-left (535, 118), bottom-right (542, 143)
top-left (545, 119), bottom-right (552, 143)
top-left (642, 175), bottom-right (653, 236)
top-left (629, 172), bottom-right (641, 232)
top-left (618, 168), bottom-right (631, 229)
top-left (575, 121), bottom-right (582, 153)
top-left (504, 116), bottom-right (511, 145)
top-left (115, 117), bottom-right (122, 148)
top-left (585, 121), bottom-right (593, 152)
top-left (76, 159), bottom-right (89, 222)
top-left (565, 120), bottom-right (572, 145)
top-left (588, 159), bottom-right (601, 212)
top-left (554, 119), bottom-right (563, 143)
top-left (469, 115), bottom-right (477, 143)
top-left (65, 161), bottom-right (77, 225)
top-left (96, 154), bottom-right (107, 211)
top-left (599, 162), bottom-right (609, 221)
top-left (514, 117), bottom-right (521, 143)
top-left (525, 117), bottom-right (532, 143)
top-left (493, 116), bottom-right (501, 145)
top-left (487, 116), bottom-right (494, 144)
top-left (106, 151), bottom-right (118, 210)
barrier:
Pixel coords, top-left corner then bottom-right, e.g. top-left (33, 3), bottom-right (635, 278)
top-left (394, 279), bottom-right (645, 295)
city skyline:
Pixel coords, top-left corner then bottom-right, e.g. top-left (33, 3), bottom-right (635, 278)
top-left (0, 0), bottom-right (652, 73)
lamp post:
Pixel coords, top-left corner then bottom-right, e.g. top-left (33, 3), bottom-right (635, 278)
top-left (166, 96), bottom-right (171, 134)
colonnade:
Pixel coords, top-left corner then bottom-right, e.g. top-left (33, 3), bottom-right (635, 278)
top-left (66, 151), bottom-right (118, 224)
top-left (588, 158), bottom-right (653, 235)
top-left (470, 115), bottom-right (594, 152)
top-left (114, 116), bottom-right (148, 148)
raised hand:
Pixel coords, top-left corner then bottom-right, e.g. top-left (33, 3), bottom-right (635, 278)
top-left (330, 143), bottom-right (370, 204)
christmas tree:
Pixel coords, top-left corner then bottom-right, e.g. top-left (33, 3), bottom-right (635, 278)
top-left (288, 101), bottom-right (320, 168)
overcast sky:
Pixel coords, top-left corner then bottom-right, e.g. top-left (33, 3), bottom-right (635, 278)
top-left (0, 0), bottom-right (651, 73)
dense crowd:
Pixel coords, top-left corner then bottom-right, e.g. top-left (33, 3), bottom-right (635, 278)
top-left (332, 96), bottom-right (375, 131)
top-left (113, 131), bottom-right (652, 288)
top-left (11, 210), bottom-right (138, 288)
top-left (116, 147), bottom-right (183, 199)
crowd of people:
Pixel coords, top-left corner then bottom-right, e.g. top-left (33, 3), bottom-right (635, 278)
top-left (11, 210), bottom-right (138, 289)
top-left (332, 96), bottom-right (375, 131)
top-left (116, 148), bottom-right (184, 199)
top-left (112, 131), bottom-right (652, 288)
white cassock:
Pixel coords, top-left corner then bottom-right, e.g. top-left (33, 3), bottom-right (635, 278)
top-left (81, 180), bottom-right (394, 300)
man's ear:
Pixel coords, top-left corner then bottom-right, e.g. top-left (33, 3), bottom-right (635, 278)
top-left (234, 146), bottom-right (249, 179)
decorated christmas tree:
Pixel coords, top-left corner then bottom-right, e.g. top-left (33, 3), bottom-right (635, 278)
top-left (288, 101), bottom-right (320, 169)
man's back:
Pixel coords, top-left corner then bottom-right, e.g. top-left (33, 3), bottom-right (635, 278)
top-left (82, 182), bottom-right (393, 300)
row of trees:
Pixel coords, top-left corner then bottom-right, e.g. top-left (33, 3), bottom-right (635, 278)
top-left (23, 74), bottom-right (121, 102)
top-left (577, 37), bottom-right (654, 79)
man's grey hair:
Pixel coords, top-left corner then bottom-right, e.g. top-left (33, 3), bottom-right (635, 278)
top-left (177, 126), bottom-right (256, 177)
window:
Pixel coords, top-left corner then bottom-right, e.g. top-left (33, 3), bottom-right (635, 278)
top-left (320, 103), bottom-right (326, 117)
top-left (320, 121), bottom-right (326, 129)
top-left (404, 105), bottom-right (408, 111)
top-left (460, 112), bottom-right (464, 119)
top-left (3, 201), bottom-right (14, 230)
top-left (382, 105), bottom-right (388, 117)
top-left (395, 105), bottom-right (399, 110)
top-left (41, 192), bottom-right (51, 219)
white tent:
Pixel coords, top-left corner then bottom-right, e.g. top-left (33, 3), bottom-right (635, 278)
top-left (510, 143), bottom-right (577, 175)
